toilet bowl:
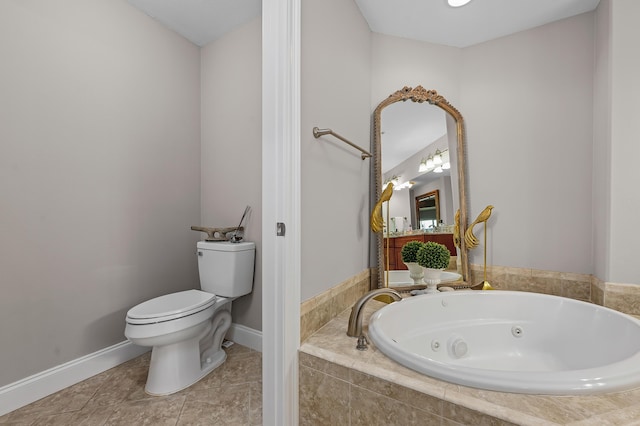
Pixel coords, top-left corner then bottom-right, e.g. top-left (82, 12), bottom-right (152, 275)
top-left (125, 290), bottom-right (233, 395)
top-left (124, 241), bottom-right (255, 396)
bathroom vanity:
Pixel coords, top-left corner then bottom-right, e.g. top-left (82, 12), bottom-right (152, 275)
top-left (383, 233), bottom-right (455, 270)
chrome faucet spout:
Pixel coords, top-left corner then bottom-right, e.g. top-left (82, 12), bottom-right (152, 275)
top-left (347, 288), bottom-right (402, 339)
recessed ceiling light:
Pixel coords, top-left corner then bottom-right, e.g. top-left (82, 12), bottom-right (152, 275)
top-left (448, 0), bottom-right (472, 7)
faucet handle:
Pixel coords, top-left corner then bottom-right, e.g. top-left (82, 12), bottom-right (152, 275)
top-left (356, 335), bottom-right (368, 351)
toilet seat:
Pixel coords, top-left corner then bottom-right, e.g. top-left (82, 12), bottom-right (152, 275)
top-left (126, 289), bottom-right (216, 325)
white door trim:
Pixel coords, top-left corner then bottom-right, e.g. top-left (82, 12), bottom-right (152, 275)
top-left (261, 0), bottom-right (301, 424)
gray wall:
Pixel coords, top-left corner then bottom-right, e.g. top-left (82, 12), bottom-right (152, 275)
top-left (0, 1), bottom-right (201, 387)
top-left (607, 0), bottom-right (640, 284)
top-left (371, 12), bottom-right (595, 276)
top-left (200, 17), bottom-right (262, 330)
top-left (371, 34), bottom-right (462, 114)
top-left (300, 0), bottom-right (372, 301)
top-left (460, 12), bottom-right (594, 274)
top-left (593, 0), bottom-right (611, 281)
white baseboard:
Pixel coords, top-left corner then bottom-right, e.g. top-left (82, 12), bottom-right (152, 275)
top-left (0, 340), bottom-right (148, 416)
top-left (0, 323), bottom-right (262, 417)
top-left (227, 323), bottom-right (262, 352)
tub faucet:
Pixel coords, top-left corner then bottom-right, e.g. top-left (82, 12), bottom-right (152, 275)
top-left (347, 288), bottom-right (402, 350)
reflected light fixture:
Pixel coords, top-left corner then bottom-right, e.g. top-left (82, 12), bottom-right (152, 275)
top-left (417, 149), bottom-right (450, 174)
top-left (418, 158), bottom-right (428, 173)
top-left (448, 0), bottom-right (472, 7)
top-left (394, 180), bottom-right (415, 191)
top-left (384, 175), bottom-right (400, 189)
top-left (425, 155), bottom-right (434, 169)
top-left (433, 150), bottom-right (443, 165)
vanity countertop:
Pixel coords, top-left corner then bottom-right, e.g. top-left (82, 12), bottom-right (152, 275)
top-left (385, 231), bottom-right (453, 238)
top-left (299, 300), bottom-right (640, 426)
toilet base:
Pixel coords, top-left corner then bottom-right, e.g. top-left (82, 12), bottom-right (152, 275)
top-left (144, 309), bottom-right (232, 396)
top-left (145, 346), bottom-right (226, 396)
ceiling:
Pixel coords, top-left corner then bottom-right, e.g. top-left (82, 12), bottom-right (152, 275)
top-left (355, 0), bottom-right (600, 48)
top-left (127, 0), bottom-right (600, 48)
top-left (126, 0), bottom-right (601, 178)
top-left (381, 102), bottom-right (447, 175)
top-left (126, 0), bottom-right (261, 47)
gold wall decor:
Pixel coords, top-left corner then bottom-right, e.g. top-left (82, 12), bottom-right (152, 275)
top-left (369, 182), bottom-right (394, 233)
top-left (465, 205), bottom-right (495, 290)
top-left (372, 86), bottom-right (470, 288)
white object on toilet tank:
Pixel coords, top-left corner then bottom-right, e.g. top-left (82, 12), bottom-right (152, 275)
top-left (196, 241), bottom-right (255, 297)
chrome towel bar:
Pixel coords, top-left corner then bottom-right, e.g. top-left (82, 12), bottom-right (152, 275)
top-left (312, 127), bottom-right (372, 160)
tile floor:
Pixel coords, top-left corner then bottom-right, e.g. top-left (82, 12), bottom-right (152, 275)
top-left (0, 342), bottom-right (262, 426)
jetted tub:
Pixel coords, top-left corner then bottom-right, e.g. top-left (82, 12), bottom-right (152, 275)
top-left (368, 291), bottom-right (640, 395)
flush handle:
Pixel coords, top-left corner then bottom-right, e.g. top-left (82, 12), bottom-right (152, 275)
top-left (197, 251), bottom-right (203, 256)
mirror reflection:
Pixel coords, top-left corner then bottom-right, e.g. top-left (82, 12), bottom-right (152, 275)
top-left (415, 190), bottom-right (439, 231)
top-left (372, 86), bottom-right (469, 288)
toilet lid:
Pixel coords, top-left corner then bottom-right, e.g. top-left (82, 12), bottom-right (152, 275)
top-left (127, 289), bottom-right (216, 323)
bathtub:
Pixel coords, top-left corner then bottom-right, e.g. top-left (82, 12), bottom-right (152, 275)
top-left (368, 291), bottom-right (640, 395)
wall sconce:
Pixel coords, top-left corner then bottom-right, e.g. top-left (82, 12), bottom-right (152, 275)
top-left (418, 149), bottom-right (449, 174)
top-left (394, 180), bottom-right (415, 191)
top-left (383, 175), bottom-right (400, 189)
top-left (426, 155), bottom-right (434, 169)
top-left (418, 155), bottom-right (434, 173)
top-left (433, 150), bottom-right (443, 165)
top-left (384, 175), bottom-right (416, 191)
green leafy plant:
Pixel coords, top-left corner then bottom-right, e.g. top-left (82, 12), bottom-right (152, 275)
top-left (416, 241), bottom-right (451, 270)
top-left (400, 241), bottom-right (425, 263)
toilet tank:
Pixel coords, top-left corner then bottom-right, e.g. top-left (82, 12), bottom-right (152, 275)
top-left (196, 241), bottom-right (255, 297)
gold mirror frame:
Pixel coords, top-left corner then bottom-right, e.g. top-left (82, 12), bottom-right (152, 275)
top-left (373, 86), bottom-right (469, 288)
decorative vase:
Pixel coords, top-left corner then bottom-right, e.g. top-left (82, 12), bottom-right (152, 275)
top-left (404, 262), bottom-right (424, 285)
top-left (422, 267), bottom-right (444, 294)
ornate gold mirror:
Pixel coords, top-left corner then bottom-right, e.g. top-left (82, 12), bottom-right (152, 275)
top-left (372, 86), bottom-right (469, 288)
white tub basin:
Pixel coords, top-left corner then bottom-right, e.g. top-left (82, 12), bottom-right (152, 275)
top-left (368, 291), bottom-right (640, 395)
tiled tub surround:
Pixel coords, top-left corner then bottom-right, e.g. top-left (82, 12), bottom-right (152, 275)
top-left (592, 276), bottom-right (640, 317)
top-left (300, 269), bottom-right (371, 342)
top-left (300, 265), bottom-right (625, 343)
top-left (299, 301), bottom-right (640, 426)
top-left (299, 266), bottom-right (640, 425)
top-left (469, 264), bottom-right (592, 302)
top-left (471, 264), bottom-right (640, 316)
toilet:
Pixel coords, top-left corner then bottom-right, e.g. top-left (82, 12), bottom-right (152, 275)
top-left (124, 241), bottom-right (255, 396)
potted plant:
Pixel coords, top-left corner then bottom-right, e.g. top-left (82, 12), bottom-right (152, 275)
top-left (416, 242), bottom-right (451, 293)
top-left (400, 241), bottom-right (426, 285)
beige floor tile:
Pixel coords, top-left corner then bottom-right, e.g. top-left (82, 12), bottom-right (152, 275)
top-left (219, 351), bottom-right (262, 386)
top-left (177, 383), bottom-right (252, 425)
top-left (0, 342), bottom-right (261, 426)
top-left (104, 395), bottom-right (186, 426)
top-left (31, 405), bottom-right (116, 426)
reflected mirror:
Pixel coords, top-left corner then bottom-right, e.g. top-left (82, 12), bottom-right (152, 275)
top-left (372, 86), bottom-right (469, 288)
top-left (415, 190), bottom-right (439, 230)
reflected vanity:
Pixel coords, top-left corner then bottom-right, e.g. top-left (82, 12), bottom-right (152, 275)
top-left (371, 86), bottom-right (470, 289)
